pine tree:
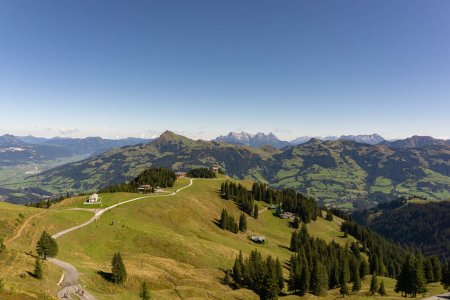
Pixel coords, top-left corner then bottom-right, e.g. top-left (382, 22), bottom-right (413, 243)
top-left (352, 263), bottom-right (361, 292)
top-left (359, 259), bottom-right (369, 279)
top-left (34, 257), bottom-right (43, 279)
top-left (0, 277), bottom-right (3, 292)
top-left (310, 259), bottom-right (328, 296)
top-left (36, 231), bottom-right (58, 259)
top-left (290, 231), bottom-right (299, 252)
top-left (253, 204), bottom-right (259, 219)
top-left (340, 256), bottom-right (350, 284)
top-left (369, 273), bottom-right (379, 295)
top-left (326, 211), bottom-right (333, 221)
top-left (139, 281), bottom-right (151, 300)
top-left (239, 213), bottom-right (247, 232)
top-left (299, 252), bottom-right (310, 296)
top-left (431, 255), bottom-right (442, 283)
top-left (111, 252), bottom-right (127, 284)
top-left (262, 255), bottom-right (281, 300)
top-left (412, 257), bottom-right (427, 297)
top-left (329, 260), bottom-right (340, 289)
top-left (275, 258), bottom-right (284, 290)
top-left (220, 209), bottom-right (228, 229)
top-left (379, 280), bottom-right (386, 296)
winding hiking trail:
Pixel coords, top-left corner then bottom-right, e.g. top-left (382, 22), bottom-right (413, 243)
top-left (4, 210), bottom-right (47, 245)
top-left (49, 178), bottom-right (194, 300)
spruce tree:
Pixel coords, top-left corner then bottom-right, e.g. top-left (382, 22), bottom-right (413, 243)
top-left (0, 277), bottom-right (3, 292)
top-left (369, 273), bottom-right (379, 295)
top-left (139, 281), bottom-right (151, 300)
top-left (299, 252), bottom-right (310, 296)
top-left (253, 204), bottom-right (259, 219)
top-left (36, 231), bottom-right (58, 259)
top-left (412, 257), bottom-right (427, 297)
top-left (379, 280), bottom-right (386, 296)
top-left (224, 270), bottom-right (231, 285)
top-left (310, 259), bottom-right (328, 296)
top-left (34, 257), bottom-right (43, 279)
top-left (431, 255), bottom-right (442, 283)
top-left (290, 231), bottom-right (299, 252)
top-left (326, 211), bottom-right (333, 221)
top-left (111, 252), bottom-right (127, 284)
top-left (275, 258), bottom-right (284, 290)
top-left (239, 213), bottom-right (247, 232)
top-left (352, 263), bottom-right (361, 292)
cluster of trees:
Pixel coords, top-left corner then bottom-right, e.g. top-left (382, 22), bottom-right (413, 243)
top-left (251, 183), bottom-right (320, 223)
top-left (36, 231), bottom-right (58, 260)
top-left (101, 167), bottom-right (176, 193)
top-left (395, 255), bottom-right (428, 297)
top-left (341, 220), bottom-right (414, 278)
top-left (219, 209), bottom-right (247, 234)
top-left (228, 250), bottom-right (284, 300)
top-left (221, 181), bottom-right (319, 223)
top-left (443, 262), bottom-right (450, 290)
top-left (288, 224), bottom-right (369, 296)
top-left (221, 182), bottom-right (255, 216)
top-left (25, 192), bottom-right (83, 208)
top-left (187, 167), bottom-right (216, 178)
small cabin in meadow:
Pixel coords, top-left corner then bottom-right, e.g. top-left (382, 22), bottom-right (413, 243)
top-left (250, 236), bottom-right (266, 244)
top-left (85, 193), bottom-right (101, 204)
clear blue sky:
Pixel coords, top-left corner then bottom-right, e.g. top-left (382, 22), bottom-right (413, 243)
top-left (1, 0), bottom-right (449, 140)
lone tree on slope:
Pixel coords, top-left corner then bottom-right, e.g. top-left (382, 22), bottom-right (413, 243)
top-left (36, 231), bottom-right (58, 259)
top-left (111, 252), bottom-right (127, 284)
top-left (139, 281), bottom-right (151, 300)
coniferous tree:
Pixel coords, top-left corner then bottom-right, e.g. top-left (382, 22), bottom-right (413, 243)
top-left (412, 257), bottom-right (427, 297)
top-left (36, 231), bottom-right (58, 259)
top-left (431, 255), bottom-right (442, 283)
top-left (339, 281), bottom-right (349, 297)
top-left (139, 281), bottom-right (151, 300)
top-left (370, 273), bottom-right (379, 295)
top-left (329, 260), bottom-right (340, 289)
top-left (359, 259), bottom-right (369, 279)
top-left (0, 277), bottom-right (3, 292)
top-left (0, 238), bottom-right (5, 253)
top-left (352, 263), bottom-right (361, 292)
top-left (275, 258), bottom-right (284, 291)
top-left (379, 280), bottom-right (386, 296)
top-left (326, 211), bottom-right (333, 221)
top-left (310, 259), bottom-right (328, 296)
top-left (299, 251), bottom-right (310, 296)
top-left (224, 270), bottom-right (231, 285)
top-left (290, 231), bottom-right (299, 252)
top-left (239, 213), bottom-right (247, 232)
top-left (253, 204), bottom-right (259, 219)
top-left (34, 257), bottom-right (43, 279)
top-left (262, 255), bottom-right (280, 300)
top-left (111, 252), bottom-right (127, 284)
top-left (292, 216), bottom-right (300, 229)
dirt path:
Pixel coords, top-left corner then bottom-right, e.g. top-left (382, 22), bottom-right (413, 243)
top-left (49, 179), bottom-right (194, 300)
top-left (422, 292), bottom-right (450, 300)
top-left (4, 210), bottom-right (47, 245)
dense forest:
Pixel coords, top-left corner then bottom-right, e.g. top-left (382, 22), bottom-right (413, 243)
top-left (100, 167), bottom-right (176, 193)
top-left (352, 200), bottom-right (450, 259)
top-left (186, 167), bottom-right (216, 178)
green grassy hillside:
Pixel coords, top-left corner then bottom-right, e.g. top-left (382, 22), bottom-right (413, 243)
top-left (0, 178), bottom-right (446, 299)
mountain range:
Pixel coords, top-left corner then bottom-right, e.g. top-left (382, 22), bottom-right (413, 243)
top-left (27, 131), bottom-right (450, 208)
top-left (215, 132), bottom-right (386, 148)
top-left (0, 134), bottom-right (150, 166)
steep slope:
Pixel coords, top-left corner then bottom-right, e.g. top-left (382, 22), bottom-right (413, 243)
top-left (352, 200), bottom-right (450, 258)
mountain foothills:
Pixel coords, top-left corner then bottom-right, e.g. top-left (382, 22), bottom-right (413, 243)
top-left (29, 131), bottom-right (450, 208)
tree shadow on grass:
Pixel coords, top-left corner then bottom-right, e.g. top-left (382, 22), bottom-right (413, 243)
top-left (26, 271), bottom-right (38, 279)
top-left (97, 270), bottom-right (114, 283)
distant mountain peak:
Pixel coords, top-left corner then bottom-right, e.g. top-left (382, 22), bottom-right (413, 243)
top-left (214, 131), bottom-right (289, 149)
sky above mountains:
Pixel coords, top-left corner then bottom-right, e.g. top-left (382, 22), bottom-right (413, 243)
top-left (0, 1), bottom-right (449, 140)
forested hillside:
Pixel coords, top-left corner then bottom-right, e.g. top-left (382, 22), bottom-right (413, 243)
top-left (352, 200), bottom-right (450, 258)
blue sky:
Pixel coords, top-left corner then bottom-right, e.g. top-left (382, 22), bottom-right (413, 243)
top-left (0, 1), bottom-right (449, 140)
